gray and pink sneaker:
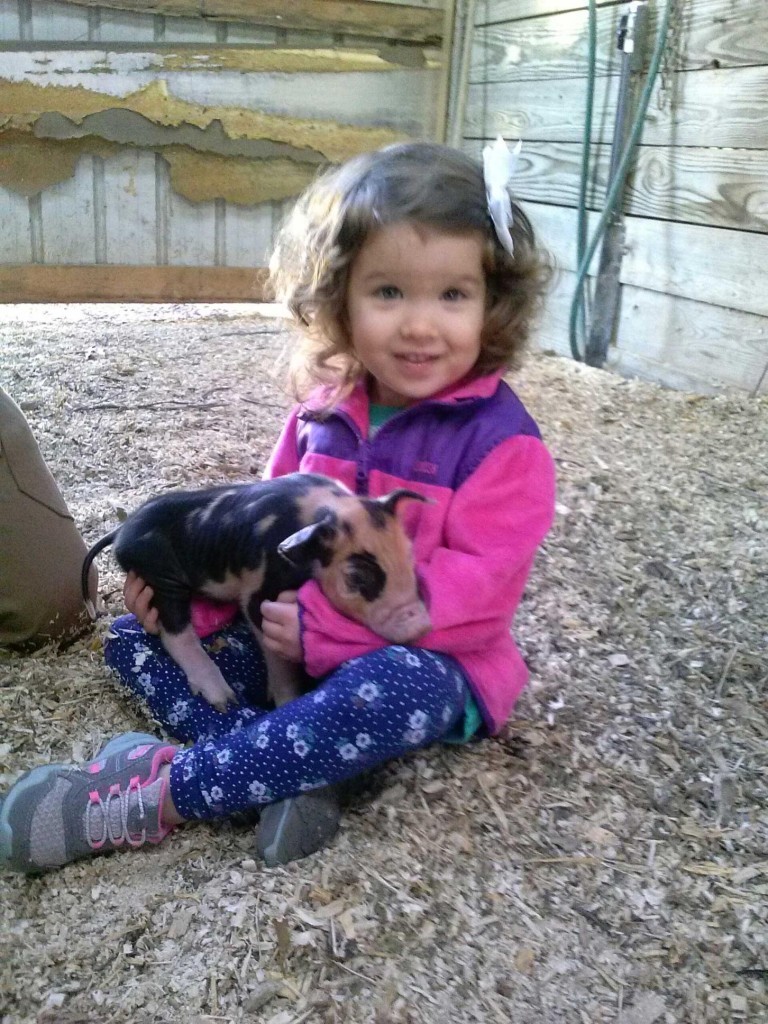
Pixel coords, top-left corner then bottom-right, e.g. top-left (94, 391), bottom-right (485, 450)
top-left (0, 732), bottom-right (178, 874)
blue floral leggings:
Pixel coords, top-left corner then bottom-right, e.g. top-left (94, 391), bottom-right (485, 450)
top-left (104, 615), bottom-right (471, 821)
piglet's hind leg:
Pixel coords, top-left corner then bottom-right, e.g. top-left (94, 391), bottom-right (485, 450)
top-left (260, 645), bottom-right (304, 707)
top-left (160, 624), bottom-right (239, 712)
top-left (243, 591), bottom-right (303, 708)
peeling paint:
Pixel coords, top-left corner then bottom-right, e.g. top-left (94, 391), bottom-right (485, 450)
top-left (7, 47), bottom-right (436, 77)
top-left (0, 129), bottom-right (119, 196)
top-left (156, 46), bottom-right (437, 74)
top-left (0, 78), bottom-right (406, 163)
top-left (0, 70), bottom-right (415, 206)
top-left (57, 0), bottom-right (444, 44)
top-left (0, 126), bottom-right (318, 205)
top-left (35, 109), bottom-right (326, 165)
top-left (163, 148), bottom-right (316, 204)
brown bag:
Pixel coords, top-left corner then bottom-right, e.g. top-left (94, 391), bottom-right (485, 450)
top-left (0, 386), bottom-right (96, 647)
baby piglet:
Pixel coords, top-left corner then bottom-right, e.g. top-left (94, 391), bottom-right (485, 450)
top-left (82, 472), bottom-right (430, 712)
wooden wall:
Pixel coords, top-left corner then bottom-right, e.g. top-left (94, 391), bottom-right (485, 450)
top-left (460, 0), bottom-right (768, 395)
top-left (0, 0), bottom-right (447, 301)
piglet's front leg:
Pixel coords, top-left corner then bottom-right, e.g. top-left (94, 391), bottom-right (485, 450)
top-left (161, 625), bottom-right (239, 713)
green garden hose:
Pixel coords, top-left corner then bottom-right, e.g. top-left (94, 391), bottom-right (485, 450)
top-left (569, 0), bottom-right (673, 362)
top-left (574, 0), bottom-right (598, 352)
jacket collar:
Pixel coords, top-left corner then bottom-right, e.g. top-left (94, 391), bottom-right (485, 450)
top-left (300, 370), bottom-right (506, 435)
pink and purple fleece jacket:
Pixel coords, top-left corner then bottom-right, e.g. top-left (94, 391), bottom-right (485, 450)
top-left (261, 370), bottom-right (556, 735)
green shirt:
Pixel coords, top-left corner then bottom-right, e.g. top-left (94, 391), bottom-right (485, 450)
top-left (368, 403), bottom-right (403, 436)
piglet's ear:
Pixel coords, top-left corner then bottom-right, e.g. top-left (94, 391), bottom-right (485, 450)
top-left (277, 518), bottom-right (335, 569)
top-left (376, 489), bottom-right (430, 515)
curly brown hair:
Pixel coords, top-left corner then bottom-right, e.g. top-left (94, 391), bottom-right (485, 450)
top-left (268, 141), bottom-right (551, 405)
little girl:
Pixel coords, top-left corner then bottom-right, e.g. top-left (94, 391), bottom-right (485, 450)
top-left (1, 140), bottom-right (555, 873)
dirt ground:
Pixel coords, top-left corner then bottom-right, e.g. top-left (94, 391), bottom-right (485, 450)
top-left (1, 304), bottom-right (766, 1024)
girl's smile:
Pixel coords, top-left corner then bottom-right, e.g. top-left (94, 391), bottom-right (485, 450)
top-left (345, 222), bottom-right (487, 406)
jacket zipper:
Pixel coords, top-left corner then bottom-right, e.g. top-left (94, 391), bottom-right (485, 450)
top-left (316, 408), bottom-right (371, 496)
top-left (355, 437), bottom-right (370, 495)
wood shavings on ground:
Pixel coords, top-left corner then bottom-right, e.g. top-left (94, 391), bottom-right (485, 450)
top-left (1, 304), bottom-right (766, 1024)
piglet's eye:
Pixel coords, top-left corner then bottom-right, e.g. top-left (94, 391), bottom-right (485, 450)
top-left (345, 552), bottom-right (386, 602)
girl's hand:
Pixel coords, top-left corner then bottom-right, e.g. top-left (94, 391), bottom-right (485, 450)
top-left (260, 591), bottom-right (302, 663)
top-left (124, 571), bottom-right (160, 635)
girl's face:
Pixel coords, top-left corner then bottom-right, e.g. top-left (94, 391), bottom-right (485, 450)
top-left (345, 222), bottom-right (486, 406)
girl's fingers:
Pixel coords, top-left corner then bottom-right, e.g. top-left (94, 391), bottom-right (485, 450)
top-left (124, 571), bottom-right (160, 634)
top-left (261, 600), bottom-right (292, 625)
top-left (260, 600), bottom-right (302, 661)
top-left (260, 618), bottom-right (279, 639)
top-left (123, 571), bottom-right (143, 612)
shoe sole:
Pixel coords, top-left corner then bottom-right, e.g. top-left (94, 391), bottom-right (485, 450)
top-left (0, 732), bottom-right (160, 870)
top-left (257, 790), bottom-right (341, 867)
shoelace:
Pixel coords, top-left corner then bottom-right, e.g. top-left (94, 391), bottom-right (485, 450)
top-left (87, 777), bottom-right (148, 849)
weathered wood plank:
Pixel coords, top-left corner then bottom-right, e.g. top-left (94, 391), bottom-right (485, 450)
top-left (472, 6), bottom-right (623, 84)
top-left (612, 285), bottom-right (768, 396)
top-left (0, 264), bottom-right (270, 301)
top-left (160, 12), bottom-right (220, 41)
top-left (528, 202), bottom-right (602, 280)
top-left (0, 0), bottom-right (20, 41)
top-left (102, 148), bottom-right (158, 263)
top-left (38, 160), bottom-right (97, 263)
top-left (212, 21), bottom-right (277, 44)
top-left (475, 0), bottom-right (765, 75)
top-left (621, 217), bottom-right (768, 323)
top-left (534, 270), bottom-right (768, 395)
top-left (224, 199), bottom-right (273, 267)
top-left (465, 65), bottom-right (768, 149)
top-left (57, 0), bottom-right (445, 42)
top-left (92, 7), bottom-right (158, 42)
top-left (526, 200), bottom-right (768, 319)
top-left (178, 65), bottom-right (438, 132)
top-left (0, 186), bottom-right (32, 263)
top-left (648, 0), bottom-right (764, 72)
top-left (478, 0), bottom-right (613, 23)
top-left (0, 46), bottom-right (438, 74)
top-left (465, 73), bottom-right (617, 144)
top-left (165, 174), bottom-right (217, 264)
top-left (27, 0), bottom-right (92, 40)
top-left (465, 139), bottom-right (768, 234)
top-left (370, 0), bottom-right (443, 7)
top-left (629, 145), bottom-right (768, 233)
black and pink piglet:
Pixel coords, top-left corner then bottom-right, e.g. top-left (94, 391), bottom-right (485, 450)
top-left (82, 472), bottom-right (431, 712)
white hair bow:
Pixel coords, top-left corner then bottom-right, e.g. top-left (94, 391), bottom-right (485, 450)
top-left (482, 136), bottom-right (522, 257)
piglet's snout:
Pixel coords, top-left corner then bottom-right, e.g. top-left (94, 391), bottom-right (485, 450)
top-left (369, 600), bottom-right (431, 644)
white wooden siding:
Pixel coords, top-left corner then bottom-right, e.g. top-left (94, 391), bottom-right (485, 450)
top-left (0, 0), bottom-right (442, 276)
top-left (458, 0), bottom-right (768, 395)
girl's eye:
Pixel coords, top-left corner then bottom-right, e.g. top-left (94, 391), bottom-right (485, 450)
top-left (377, 285), bottom-right (401, 299)
top-left (443, 288), bottom-right (465, 301)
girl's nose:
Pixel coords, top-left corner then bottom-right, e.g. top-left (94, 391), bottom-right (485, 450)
top-left (400, 304), bottom-right (438, 339)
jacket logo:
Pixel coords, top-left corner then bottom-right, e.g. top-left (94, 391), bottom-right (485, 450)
top-left (414, 461), bottom-right (437, 476)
